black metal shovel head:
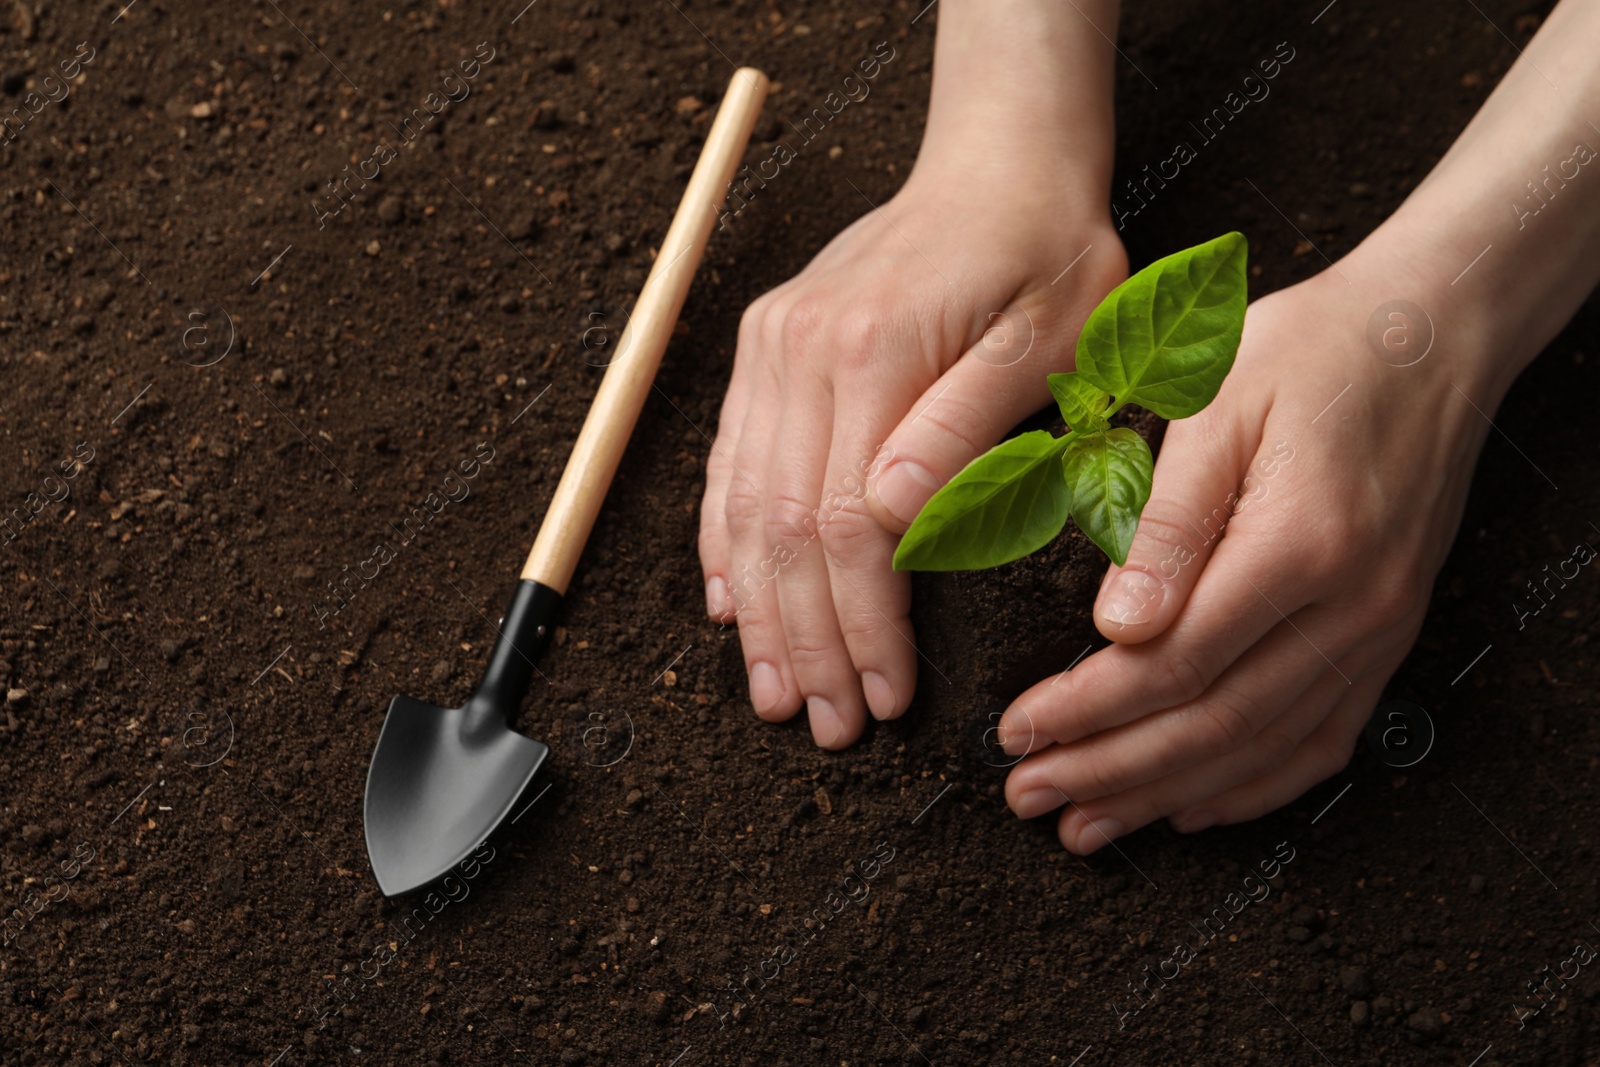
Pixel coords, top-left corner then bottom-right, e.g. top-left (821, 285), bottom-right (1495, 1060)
top-left (363, 694), bottom-right (548, 897)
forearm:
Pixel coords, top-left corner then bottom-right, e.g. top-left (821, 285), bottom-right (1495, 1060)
top-left (915, 0), bottom-right (1121, 197)
top-left (1348, 0), bottom-right (1600, 397)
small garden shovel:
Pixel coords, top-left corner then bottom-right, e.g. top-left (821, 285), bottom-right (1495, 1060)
top-left (364, 67), bottom-right (769, 897)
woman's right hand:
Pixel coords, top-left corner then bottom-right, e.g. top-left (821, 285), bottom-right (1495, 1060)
top-left (698, 0), bottom-right (1128, 749)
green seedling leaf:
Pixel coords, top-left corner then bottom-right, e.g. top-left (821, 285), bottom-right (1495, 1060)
top-left (892, 430), bottom-right (1072, 572)
top-left (1061, 427), bottom-right (1153, 567)
top-left (1047, 372), bottom-right (1111, 433)
top-left (894, 233), bottom-right (1246, 574)
top-left (1076, 231), bottom-right (1247, 419)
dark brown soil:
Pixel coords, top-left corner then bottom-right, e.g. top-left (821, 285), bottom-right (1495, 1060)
top-left (3, 1), bottom-right (1598, 1065)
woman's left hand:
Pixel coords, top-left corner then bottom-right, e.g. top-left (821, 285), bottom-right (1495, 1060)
top-left (997, 259), bottom-right (1498, 852)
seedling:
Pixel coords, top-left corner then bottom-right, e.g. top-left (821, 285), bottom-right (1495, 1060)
top-left (893, 232), bottom-right (1248, 571)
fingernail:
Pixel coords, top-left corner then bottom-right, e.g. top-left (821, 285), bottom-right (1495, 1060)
top-left (1174, 810), bottom-right (1217, 833)
top-left (998, 712), bottom-right (1032, 754)
top-left (1012, 788), bottom-right (1063, 820)
top-left (1078, 817), bottom-right (1125, 851)
top-left (705, 576), bottom-right (730, 619)
top-left (1100, 569), bottom-right (1165, 627)
top-left (874, 461), bottom-right (941, 526)
top-left (749, 661), bottom-right (783, 714)
top-left (808, 698), bottom-right (844, 748)
top-left (861, 672), bottom-right (897, 720)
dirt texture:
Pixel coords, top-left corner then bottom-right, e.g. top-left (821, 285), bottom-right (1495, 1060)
top-left (2, 1), bottom-right (1598, 1065)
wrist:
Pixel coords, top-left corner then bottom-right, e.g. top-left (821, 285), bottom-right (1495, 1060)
top-left (1337, 0), bottom-right (1600, 402)
top-left (1335, 209), bottom-right (1510, 403)
top-left (916, 0), bottom-right (1119, 197)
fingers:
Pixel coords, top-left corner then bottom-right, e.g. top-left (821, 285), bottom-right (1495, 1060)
top-left (701, 290), bottom-right (792, 622)
top-left (1167, 668), bottom-right (1385, 831)
top-left (722, 307), bottom-right (804, 723)
top-left (1053, 664), bottom-right (1356, 853)
top-left (699, 353), bottom-right (754, 622)
top-left (866, 320), bottom-right (1067, 535)
top-left (998, 511), bottom-right (1321, 751)
top-left (819, 421), bottom-right (915, 722)
top-left (1092, 411), bottom-right (1256, 642)
top-left (1003, 610), bottom-right (1347, 818)
top-left (765, 372), bottom-right (871, 749)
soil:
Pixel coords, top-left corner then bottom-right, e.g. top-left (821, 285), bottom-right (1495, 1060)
top-left (2, 1), bottom-right (1597, 1065)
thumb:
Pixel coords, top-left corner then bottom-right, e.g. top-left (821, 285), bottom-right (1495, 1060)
top-left (868, 327), bottom-right (1059, 534)
top-left (1093, 415), bottom-right (1252, 643)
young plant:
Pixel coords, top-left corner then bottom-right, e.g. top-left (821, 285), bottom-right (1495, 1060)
top-left (893, 232), bottom-right (1248, 571)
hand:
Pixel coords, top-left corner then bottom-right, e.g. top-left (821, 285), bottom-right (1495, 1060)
top-left (995, 0), bottom-right (1600, 851)
top-left (698, 0), bottom-right (1128, 749)
top-left (997, 260), bottom-right (1498, 851)
top-left (700, 161), bottom-right (1125, 748)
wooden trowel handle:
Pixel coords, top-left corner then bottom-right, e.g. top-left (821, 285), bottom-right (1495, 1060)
top-left (520, 66), bottom-right (769, 594)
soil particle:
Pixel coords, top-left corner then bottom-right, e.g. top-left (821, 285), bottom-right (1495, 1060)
top-left (1406, 1006), bottom-right (1445, 1041)
top-left (1, 3), bottom-right (1597, 1066)
top-left (1340, 966), bottom-right (1374, 998)
top-left (11, 0), bottom-right (36, 41)
top-left (508, 211), bottom-right (541, 241)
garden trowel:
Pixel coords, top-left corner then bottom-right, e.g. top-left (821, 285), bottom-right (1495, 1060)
top-left (364, 67), bottom-right (770, 897)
